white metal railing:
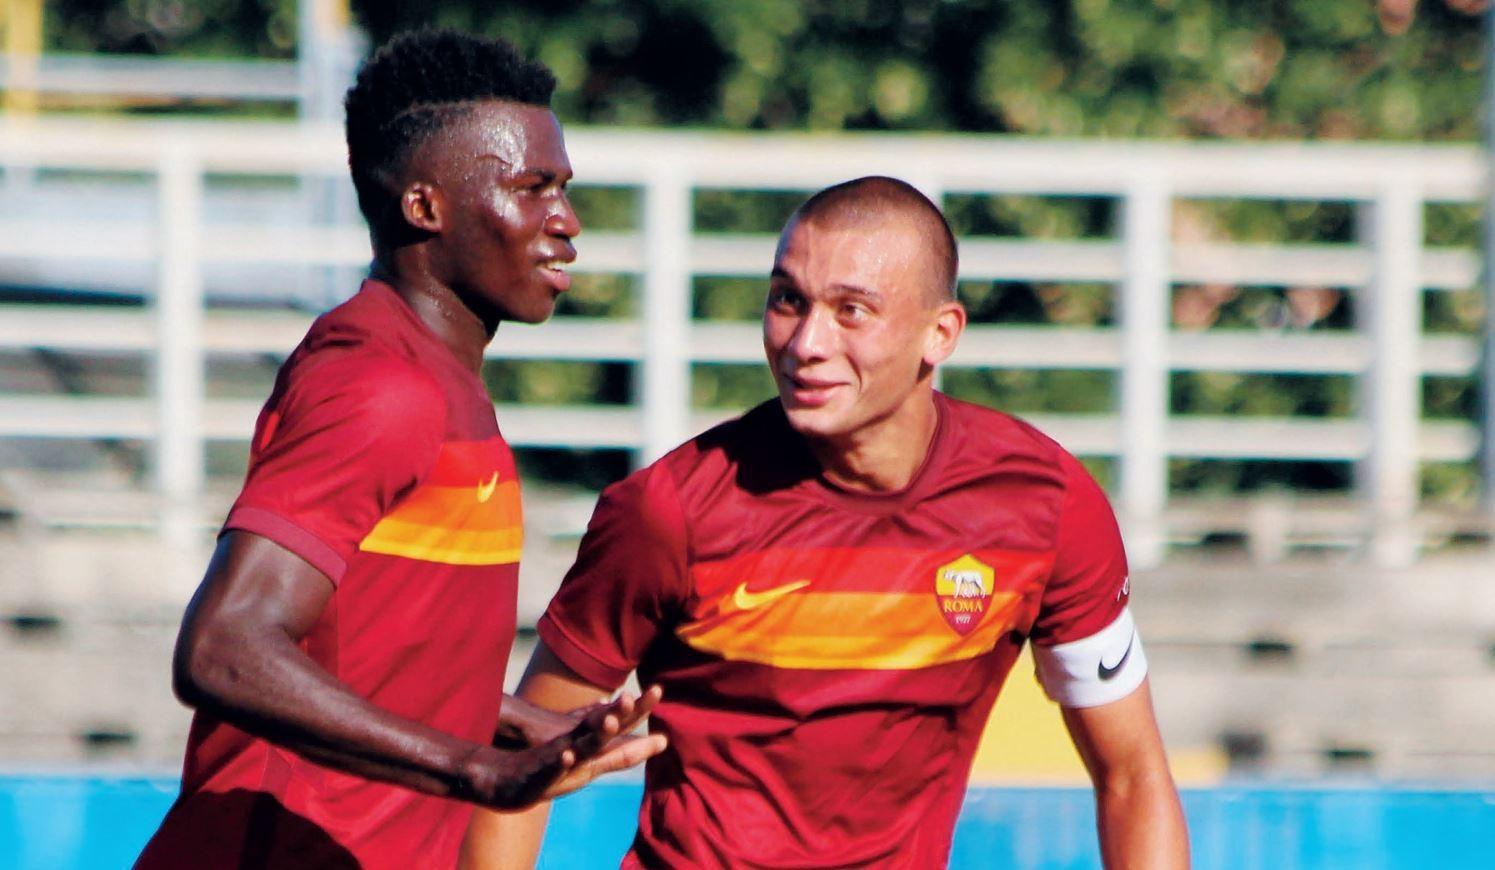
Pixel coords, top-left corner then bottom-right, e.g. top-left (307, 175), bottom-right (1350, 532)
top-left (0, 117), bottom-right (1489, 566)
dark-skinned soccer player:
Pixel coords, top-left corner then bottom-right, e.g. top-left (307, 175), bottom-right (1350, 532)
top-left (135, 30), bottom-right (664, 870)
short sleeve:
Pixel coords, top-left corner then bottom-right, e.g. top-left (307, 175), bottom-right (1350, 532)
top-left (223, 353), bottom-right (446, 584)
top-left (1029, 451), bottom-right (1130, 647)
top-left (536, 463), bottom-right (690, 690)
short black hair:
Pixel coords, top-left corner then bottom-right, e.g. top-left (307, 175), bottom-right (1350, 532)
top-left (344, 28), bottom-right (557, 226)
top-left (791, 176), bottom-right (959, 303)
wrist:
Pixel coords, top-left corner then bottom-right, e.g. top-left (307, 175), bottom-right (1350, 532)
top-left (499, 694), bottom-right (544, 742)
top-left (450, 742), bottom-right (501, 803)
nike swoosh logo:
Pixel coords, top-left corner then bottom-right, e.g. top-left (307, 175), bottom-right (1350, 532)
top-left (1098, 632), bottom-right (1135, 681)
top-left (732, 580), bottom-right (811, 611)
top-left (476, 472), bottom-right (499, 503)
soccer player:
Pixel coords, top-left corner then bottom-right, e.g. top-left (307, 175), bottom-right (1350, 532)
top-left (465, 177), bottom-right (1189, 868)
top-left (134, 30), bottom-right (665, 870)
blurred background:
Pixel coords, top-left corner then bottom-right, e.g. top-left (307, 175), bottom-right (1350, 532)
top-left (1, 0), bottom-right (1492, 867)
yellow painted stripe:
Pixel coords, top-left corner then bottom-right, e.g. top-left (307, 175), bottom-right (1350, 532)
top-left (677, 591), bottom-right (1022, 670)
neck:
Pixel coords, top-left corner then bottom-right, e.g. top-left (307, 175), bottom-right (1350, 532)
top-left (807, 391), bottom-right (940, 493)
top-left (370, 257), bottom-right (493, 373)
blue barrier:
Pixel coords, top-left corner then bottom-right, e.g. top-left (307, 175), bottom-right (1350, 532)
top-left (1, 776), bottom-right (1492, 869)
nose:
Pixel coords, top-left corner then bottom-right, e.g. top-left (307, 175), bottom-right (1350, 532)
top-left (547, 192), bottom-right (581, 239)
top-left (783, 305), bottom-right (833, 365)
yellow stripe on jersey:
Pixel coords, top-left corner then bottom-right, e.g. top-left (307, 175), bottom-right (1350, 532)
top-left (359, 517), bottom-right (523, 565)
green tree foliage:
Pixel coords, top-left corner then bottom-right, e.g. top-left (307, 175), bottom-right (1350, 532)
top-left (350, 0), bottom-right (1484, 140)
top-left (48, 0), bottom-right (299, 57)
top-left (39, 1), bottom-right (1489, 500)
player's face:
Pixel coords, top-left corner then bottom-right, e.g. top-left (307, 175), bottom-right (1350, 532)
top-left (764, 215), bottom-right (958, 445)
top-left (425, 101), bottom-right (580, 325)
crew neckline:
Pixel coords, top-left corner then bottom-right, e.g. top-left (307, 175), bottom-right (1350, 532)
top-left (359, 278), bottom-right (488, 395)
top-left (800, 392), bottom-right (952, 514)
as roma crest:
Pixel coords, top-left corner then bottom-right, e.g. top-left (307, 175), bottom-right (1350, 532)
top-left (935, 554), bottom-right (994, 636)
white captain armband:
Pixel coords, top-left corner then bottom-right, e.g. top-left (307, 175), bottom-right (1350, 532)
top-left (1032, 607), bottom-right (1148, 708)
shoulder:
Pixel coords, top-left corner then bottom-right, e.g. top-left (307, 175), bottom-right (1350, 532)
top-left (599, 400), bottom-right (796, 523)
top-left (289, 344), bottom-right (444, 414)
top-left (939, 393), bottom-right (1070, 479)
top-left (660, 399), bottom-right (805, 497)
top-left (270, 343), bottom-right (447, 462)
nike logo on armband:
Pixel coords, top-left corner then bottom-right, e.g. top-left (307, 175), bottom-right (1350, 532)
top-left (1098, 632), bottom-right (1136, 681)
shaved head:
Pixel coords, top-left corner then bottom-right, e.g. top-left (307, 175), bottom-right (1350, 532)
top-left (786, 176), bottom-right (958, 304)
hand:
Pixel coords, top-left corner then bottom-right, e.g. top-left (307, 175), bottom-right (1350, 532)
top-left (541, 686), bottom-right (667, 800)
top-left (457, 687), bottom-right (666, 810)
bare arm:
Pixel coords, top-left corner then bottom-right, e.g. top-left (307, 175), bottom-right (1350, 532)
top-left (1062, 678), bottom-right (1190, 869)
top-left (461, 641), bottom-right (651, 869)
top-left (173, 531), bottom-right (646, 810)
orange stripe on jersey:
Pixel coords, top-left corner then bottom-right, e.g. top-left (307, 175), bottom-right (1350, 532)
top-left (357, 439), bottom-right (523, 566)
top-left (678, 590), bottom-right (1026, 670)
top-left (677, 547), bottom-right (1053, 670)
top-left (375, 480), bottom-right (522, 529)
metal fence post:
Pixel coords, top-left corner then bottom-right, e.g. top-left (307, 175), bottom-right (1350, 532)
top-left (1118, 174), bottom-right (1171, 570)
top-left (155, 146), bottom-right (206, 562)
top-left (1483, 3), bottom-right (1495, 527)
top-left (639, 168), bottom-right (692, 465)
top-left (1360, 181), bottom-right (1424, 567)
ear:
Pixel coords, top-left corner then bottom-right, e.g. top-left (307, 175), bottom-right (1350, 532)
top-left (399, 181), bottom-right (444, 234)
top-left (923, 300), bottom-right (966, 367)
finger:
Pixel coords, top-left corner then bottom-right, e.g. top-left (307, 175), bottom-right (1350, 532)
top-left (567, 710), bottom-right (618, 759)
top-left (627, 687), bottom-right (663, 723)
top-left (543, 735), bottom-right (669, 800)
top-left (615, 685), bottom-right (662, 731)
top-left (585, 734), bottom-right (669, 776)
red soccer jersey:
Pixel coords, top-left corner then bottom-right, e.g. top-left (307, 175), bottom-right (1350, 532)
top-left (137, 281), bottom-right (522, 870)
top-left (538, 394), bottom-right (1130, 869)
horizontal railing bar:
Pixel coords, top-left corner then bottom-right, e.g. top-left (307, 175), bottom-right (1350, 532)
top-left (0, 120), bottom-right (1484, 200)
top-left (1167, 417), bottom-right (1478, 461)
top-left (0, 54), bottom-right (301, 101)
top-left (0, 394), bottom-right (1476, 462)
top-left (2, 222), bottom-right (1480, 292)
top-left (0, 307), bottom-right (1479, 377)
top-left (0, 396), bottom-right (643, 448)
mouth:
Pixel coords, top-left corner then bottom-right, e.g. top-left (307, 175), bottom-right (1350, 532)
top-left (537, 247), bottom-right (575, 294)
top-left (780, 373), bottom-right (842, 408)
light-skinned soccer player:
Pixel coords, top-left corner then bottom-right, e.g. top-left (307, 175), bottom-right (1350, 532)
top-left (465, 177), bottom-right (1188, 869)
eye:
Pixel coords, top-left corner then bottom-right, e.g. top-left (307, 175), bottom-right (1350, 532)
top-left (516, 171), bottom-right (556, 193)
top-left (839, 301), bottom-right (871, 323)
top-left (767, 287), bottom-right (803, 313)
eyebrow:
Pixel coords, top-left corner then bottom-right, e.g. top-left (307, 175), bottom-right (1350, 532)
top-left (767, 272), bottom-right (884, 305)
top-left (477, 159), bottom-right (573, 185)
top-left (829, 283), bottom-right (883, 303)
